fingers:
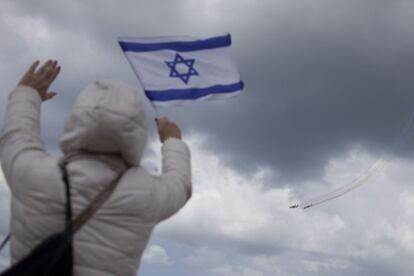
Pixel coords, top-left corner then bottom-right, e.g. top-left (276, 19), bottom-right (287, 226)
top-left (36, 60), bottom-right (54, 75)
top-left (46, 64), bottom-right (61, 83)
top-left (43, 92), bottom-right (57, 101)
top-left (36, 60), bottom-right (60, 80)
top-left (27, 61), bottom-right (40, 74)
top-left (155, 117), bottom-right (182, 142)
top-left (37, 60), bottom-right (60, 88)
top-left (155, 117), bottom-right (179, 129)
top-left (155, 117), bottom-right (169, 127)
top-left (18, 59), bottom-right (61, 102)
top-left (25, 60), bottom-right (59, 76)
top-left (155, 117), bottom-right (180, 130)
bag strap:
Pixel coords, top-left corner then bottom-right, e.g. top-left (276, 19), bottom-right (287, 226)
top-left (61, 163), bottom-right (73, 235)
top-left (0, 233), bottom-right (10, 253)
top-left (0, 163), bottom-right (122, 252)
top-left (60, 163), bottom-right (123, 234)
top-left (0, 165), bottom-right (75, 252)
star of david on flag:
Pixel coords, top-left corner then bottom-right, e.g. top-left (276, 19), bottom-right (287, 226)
top-left (165, 53), bottom-right (199, 84)
top-left (118, 33), bottom-right (244, 106)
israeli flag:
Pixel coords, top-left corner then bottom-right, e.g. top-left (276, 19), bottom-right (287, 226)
top-left (118, 34), bottom-right (244, 106)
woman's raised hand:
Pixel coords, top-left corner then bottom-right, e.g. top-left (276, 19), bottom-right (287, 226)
top-left (18, 60), bottom-right (61, 102)
top-left (155, 117), bottom-right (182, 143)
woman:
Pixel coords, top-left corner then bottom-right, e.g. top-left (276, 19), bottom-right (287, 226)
top-left (0, 60), bottom-right (192, 275)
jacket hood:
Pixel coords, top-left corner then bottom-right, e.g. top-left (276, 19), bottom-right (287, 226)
top-left (59, 80), bottom-right (147, 167)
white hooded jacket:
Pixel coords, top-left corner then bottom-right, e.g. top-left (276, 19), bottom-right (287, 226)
top-left (0, 80), bottom-right (191, 275)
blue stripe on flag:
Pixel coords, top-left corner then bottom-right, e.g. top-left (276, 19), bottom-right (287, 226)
top-left (145, 81), bottom-right (244, 102)
top-left (119, 34), bottom-right (231, 53)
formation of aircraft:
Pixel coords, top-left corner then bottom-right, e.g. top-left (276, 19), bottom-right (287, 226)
top-left (289, 204), bottom-right (313, 209)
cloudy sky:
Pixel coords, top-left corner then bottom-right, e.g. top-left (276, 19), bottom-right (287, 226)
top-left (1, 0), bottom-right (414, 275)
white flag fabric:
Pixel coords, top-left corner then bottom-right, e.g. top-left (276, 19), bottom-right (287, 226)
top-left (118, 34), bottom-right (244, 106)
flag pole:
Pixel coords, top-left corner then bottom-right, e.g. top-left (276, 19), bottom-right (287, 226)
top-left (118, 38), bottom-right (161, 118)
top-left (152, 102), bottom-right (160, 118)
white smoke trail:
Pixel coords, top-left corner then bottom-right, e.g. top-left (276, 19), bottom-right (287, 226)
top-left (298, 159), bottom-right (386, 209)
top-left (292, 107), bottom-right (414, 209)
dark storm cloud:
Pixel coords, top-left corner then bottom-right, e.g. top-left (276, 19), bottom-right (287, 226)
top-left (3, 0), bottom-right (414, 182)
top-left (167, 0), bottom-right (414, 181)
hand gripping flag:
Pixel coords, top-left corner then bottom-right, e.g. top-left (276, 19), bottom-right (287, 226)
top-left (118, 34), bottom-right (244, 106)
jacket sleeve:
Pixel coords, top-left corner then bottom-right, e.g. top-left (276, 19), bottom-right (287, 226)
top-left (0, 85), bottom-right (46, 190)
top-left (154, 138), bottom-right (192, 222)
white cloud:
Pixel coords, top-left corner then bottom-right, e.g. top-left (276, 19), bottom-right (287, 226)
top-left (142, 245), bottom-right (172, 266)
top-left (148, 133), bottom-right (414, 275)
top-left (154, 134), bottom-right (347, 252)
top-left (1, 129), bottom-right (413, 275)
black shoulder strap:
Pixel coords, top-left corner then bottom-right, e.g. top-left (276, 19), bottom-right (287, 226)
top-left (60, 162), bottom-right (73, 236)
top-left (0, 164), bottom-right (74, 252)
top-left (0, 233), bottom-right (10, 253)
top-left (0, 163), bottom-right (74, 252)
top-left (0, 163), bottom-right (122, 253)
top-left (60, 163), bottom-right (123, 235)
